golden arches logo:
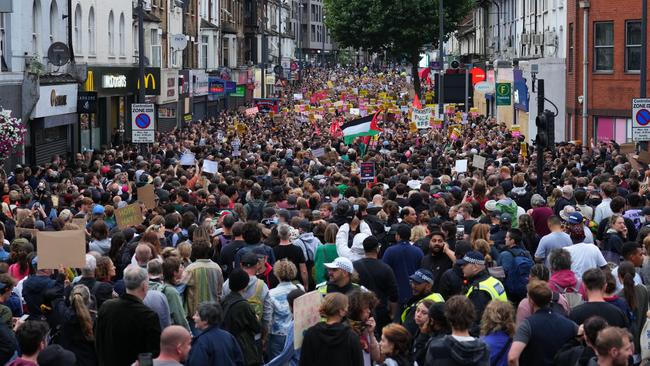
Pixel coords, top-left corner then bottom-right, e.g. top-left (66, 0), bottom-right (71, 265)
top-left (84, 71), bottom-right (94, 91)
top-left (137, 73), bottom-right (157, 90)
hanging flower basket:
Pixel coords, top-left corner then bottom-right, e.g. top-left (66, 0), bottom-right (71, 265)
top-left (0, 110), bottom-right (26, 162)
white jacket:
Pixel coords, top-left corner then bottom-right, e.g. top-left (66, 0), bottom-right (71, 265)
top-left (336, 221), bottom-right (372, 261)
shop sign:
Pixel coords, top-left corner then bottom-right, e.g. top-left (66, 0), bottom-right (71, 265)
top-left (84, 67), bottom-right (161, 95)
top-left (208, 77), bottom-right (225, 95)
top-left (103, 74), bottom-right (127, 89)
top-left (225, 81), bottom-right (236, 94)
top-left (192, 70), bottom-right (209, 96)
top-left (77, 92), bottom-right (98, 114)
top-left (230, 85), bottom-right (246, 97)
top-left (32, 84), bottom-right (78, 118)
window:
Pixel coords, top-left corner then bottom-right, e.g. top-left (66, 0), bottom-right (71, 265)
top-left (0, 14), bottom-right (6, 70)
top-left (108, 11), bottom-right (114, 55)
top-left (568, 23), bottom-right (573, 72)
top-left (151, 29), bottom-right (161, 67)
top-left (200, 35), bottom-right (209, 68)
top-left (119, 13), bottom-right (125, 56)
top-left (594, 22), bottom-right (613, 71)
top-left (626, 20), bottom-right (641, 72)
top-left (222, 37), bottom-right (229, 67)
top-left (311, 24), bottom-right (315, 42)
top-left (49, 0), bottom-right (58, 42)
top-left (74, 4), bottom-right (82, 54)
top-left (88, 7), bottom-right (95, 55)
top-left (32, 0), bottom-right (41, 55)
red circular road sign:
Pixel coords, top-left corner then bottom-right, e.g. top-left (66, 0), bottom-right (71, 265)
top-left (471, 67), bottom-right (486, 85)
top-left (135, 113), bottom-right (151, 129)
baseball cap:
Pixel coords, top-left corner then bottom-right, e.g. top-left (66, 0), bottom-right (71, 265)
top-left (409, 269), bottom-right (434, 285)
top-left (456, 251), bottom-right (486, 266)
top-left (92, 205), bottom-right (105, 215)
top-left (241, 252), bottom-right (261, 267)
top-left (37, 345), bottom-right (76, 366)
top-left (499, 213), bottom-right (512, 223)
top-left (324, 257), bottom-right (354, 273)
top-left (566, 212), bottom-right (584, 225)
top-left (485, 200), bottom-right (498, 212)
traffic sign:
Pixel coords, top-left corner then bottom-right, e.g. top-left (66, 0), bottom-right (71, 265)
top-left (496, 83), bottom-right (511, 106)
top-left (131, 103), bottom-right (155, 143)
top-left (633, 98), bottom-right (650, 141)
top-left (290, 61), bottom-right (298, 71)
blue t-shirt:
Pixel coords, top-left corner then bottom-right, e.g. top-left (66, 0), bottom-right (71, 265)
top-left (382, 241), bottom-right (423, 304)
top-left (534, 232), bottom-right (572, 264)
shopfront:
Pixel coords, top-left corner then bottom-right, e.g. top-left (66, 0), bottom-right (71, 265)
top-left (29, 83), bottom-right (78, 165)
top-left (81, 66), bottom-right (160, 147)
top-left (192, 70), bottom-right (209, 121)
top-left (157, 69), bottom-right (179, 133)
top-left (207, 76), bottom-right (226, 117)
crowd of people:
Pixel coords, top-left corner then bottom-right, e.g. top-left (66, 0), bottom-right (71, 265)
top-left (0, 65), bottom-right (646, 366)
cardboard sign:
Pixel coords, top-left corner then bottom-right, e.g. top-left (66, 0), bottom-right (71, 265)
top-left (639, 151), bottom-right (650, 165)
top-left (245, 107), bottom-right (259, 117)
top-left (472, 155), bottom-right (486, 170)
top-left (71, 218), bottom-right (87, 230)
top-left (37, 230), bottom-right (86, 269)
top-left (180, 152), bottom-right (196, 166)
top-left (360, 162), bottom-right (376, 183)
top-left (293, 93), bottom-right (303, 100)
top-left (455, 159), bottom-right (468, 173)
top-left (137, 184), bottom-right (157, 210)
top-left (115, 204), bottom-right (143, 229)
top-left (202, 159), bottom-right (218, 174)
top-left (293, 291), bottom-right (323, 350)
top-left (620, 143), bottom-right (636, 154)
top-left (15, 227), bottom-right (39, 239)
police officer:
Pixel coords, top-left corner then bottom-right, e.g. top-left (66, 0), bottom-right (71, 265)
top-left (399, 269), bottom-right (444, 335)
top-left (316, 257), bottom-right (361, 296)
top-left (458, 251), bottom-right (507, 335)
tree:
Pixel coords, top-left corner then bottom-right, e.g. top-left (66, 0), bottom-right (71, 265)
top-left (324, 0), bottom-right (474, 97)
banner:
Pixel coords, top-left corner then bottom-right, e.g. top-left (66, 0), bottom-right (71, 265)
top-left (412, 108), bottom-right (433, 129)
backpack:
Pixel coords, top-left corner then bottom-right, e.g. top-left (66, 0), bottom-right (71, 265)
top-left (246, 201), bottom-right (266, 222)
top-left (247, 280), bottom-right (265, 321)
top-left (503, 249), bottom-right (534, 298)
top-left (550, 292), bottom-right (568, 316)
top-left (549, 279), bottom-right (584, 310)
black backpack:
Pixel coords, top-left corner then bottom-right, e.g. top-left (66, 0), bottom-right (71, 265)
top-left (246, 201), bottom-right (266, 221)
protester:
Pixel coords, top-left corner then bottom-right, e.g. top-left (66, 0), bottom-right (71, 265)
top-left (480, 300), bottom-right (515, 366)
top-left (8, 320), bottom-right (49, 366)
top-left (186, 302), bottom-right (244, 366)
top-left (153, 325), bottom-right (192, 366)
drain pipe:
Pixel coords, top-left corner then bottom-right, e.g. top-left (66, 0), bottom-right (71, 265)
top-left (580, 0), bottom-right (590, 143)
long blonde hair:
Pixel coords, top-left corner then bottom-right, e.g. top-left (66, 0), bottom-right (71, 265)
top-left (480, 300), bottom-right (515, 336)
top-left (70, 285), bottom-right (95, 341)
top-left (470, 223), bottom-right (493, 245)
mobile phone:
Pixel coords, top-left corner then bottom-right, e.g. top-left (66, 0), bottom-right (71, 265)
top-left (19, 314), bottom-right (29, 322)
top-left (138, 353), bottom-right (153, 366)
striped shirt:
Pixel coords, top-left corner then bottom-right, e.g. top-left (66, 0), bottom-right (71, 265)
top-left (182, 259), bottom-right (223, 317)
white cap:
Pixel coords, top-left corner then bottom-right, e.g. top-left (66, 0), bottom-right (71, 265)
top-left (324, 257), bottom-right (354, 273)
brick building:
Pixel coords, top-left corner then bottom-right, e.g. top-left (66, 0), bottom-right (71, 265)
top-left (566, 0), bottom-right (647, 143)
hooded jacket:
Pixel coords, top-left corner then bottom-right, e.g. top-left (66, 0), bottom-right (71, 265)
top-left (548, 269), bottom-right (579, 293)
top-left (293, 232), bottom-right (323, 262)
top-left (335, 222), bottom-right (371, 262)
top-left (425, 334), bottom-right (490, 366)
top-left (221, 292), bottom-right (263, 366)
top-left (299, 322), bottom-right (363, 366)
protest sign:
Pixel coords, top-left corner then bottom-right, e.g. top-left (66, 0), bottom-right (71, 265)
top-left (639, 151), bottom-right (650, 165)
top-left (293, 291), bottom-right (323, 349)
top-left (137, 184), bottom-right (157, 210)
top-left (179, 152), bottom-right (195, 166)
top-left (293, 93), bottom-right (303, 100)
top-left (245, 107), bottom-right (259, 117)
top-left (202, 160), bottom-right (218, 174)
top-left (412, 108), bottom-right (432, 129)
top-left (37, 230), bottom-right (86, 269)
top-left (350, 108), bottom-right (360, 116)
top-left (71, 218), bottom-right (87, 230)
top-left (620, 143), bottom-right (635, 154)
top-left (312, 148), bottom-right (325, 158)
top-left (115, 204), bottom-right (143, 229)
top-left (455, 159), bottom-right (468, 173)
top-left (360, 162), bottom-right (376, 183)
top-left (472, 155), bottom-right (486, 170)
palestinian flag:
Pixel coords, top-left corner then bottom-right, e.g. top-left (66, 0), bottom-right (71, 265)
top-left (341, 112), bottom-right (382, 144)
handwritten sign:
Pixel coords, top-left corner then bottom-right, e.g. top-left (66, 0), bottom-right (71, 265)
top-left (312, 148), bottom-right (325, 158)
top-left (137, 184), bottom-right (157, 210)
top-left (412, 108), bottom-right (433, 129)
top-left (293, 291), bottom-right (323, 350)
top-left (245, 107), bottom-right (259, 117)
top-left (179, 152), bottom-right (196, 166)
top-left (472, 155), bottom-right (486, 170)
top-left (114, 204), bottom-right (143, 229)
top-left (202, 159), bottom-right (218, 174)
top-left (455, 159), bottom-right (468, 173)
top-left (37, 230), bottom-right (86, 269)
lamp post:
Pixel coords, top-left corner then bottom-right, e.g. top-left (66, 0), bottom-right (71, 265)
top-left (437, 0), bottom-right (444, 119)
top-left (138, 0), bottom-right (145, 103)
top-left (322, 15), bottom-right (326, 66)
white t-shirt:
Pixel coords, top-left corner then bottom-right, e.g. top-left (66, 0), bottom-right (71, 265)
top-left (564, 243), bottom-right (607, 279)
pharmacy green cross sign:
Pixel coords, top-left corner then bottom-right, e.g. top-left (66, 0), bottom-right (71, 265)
top-left (496, 83), bottom-right (511, 106)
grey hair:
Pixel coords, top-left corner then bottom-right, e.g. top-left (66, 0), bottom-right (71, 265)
top-left (147, 259), bottom-right (163, 277)
top-left (123, 264), bottom-right (148, 290)
top-left (278, 224), bottom-right (291, 241)
top-left (197, 302), bottom-right (223, 326)
top-left (81, 254), bottom-right (97, 277)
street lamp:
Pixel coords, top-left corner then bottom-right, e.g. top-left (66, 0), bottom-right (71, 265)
top-left (322, 15), bottom-right (326, 66)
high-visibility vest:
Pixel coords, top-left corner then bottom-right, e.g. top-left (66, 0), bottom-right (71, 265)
top-left (316, 281), bottom-right (361, 295)
top-left (400, 292), bottom-right (445, 323)
top-left (466, 276), bottom-right (508, 302)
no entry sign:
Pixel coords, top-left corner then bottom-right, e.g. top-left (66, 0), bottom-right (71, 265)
top-left (132, 103), bottom-right (155, 143)
top-left (633, 98), bottom-right (650, 141)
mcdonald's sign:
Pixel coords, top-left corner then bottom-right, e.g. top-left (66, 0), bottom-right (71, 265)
top-left (137, 73), bottom-right (157, 92)
top-left (84, 67), bottom-right (161, 95)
